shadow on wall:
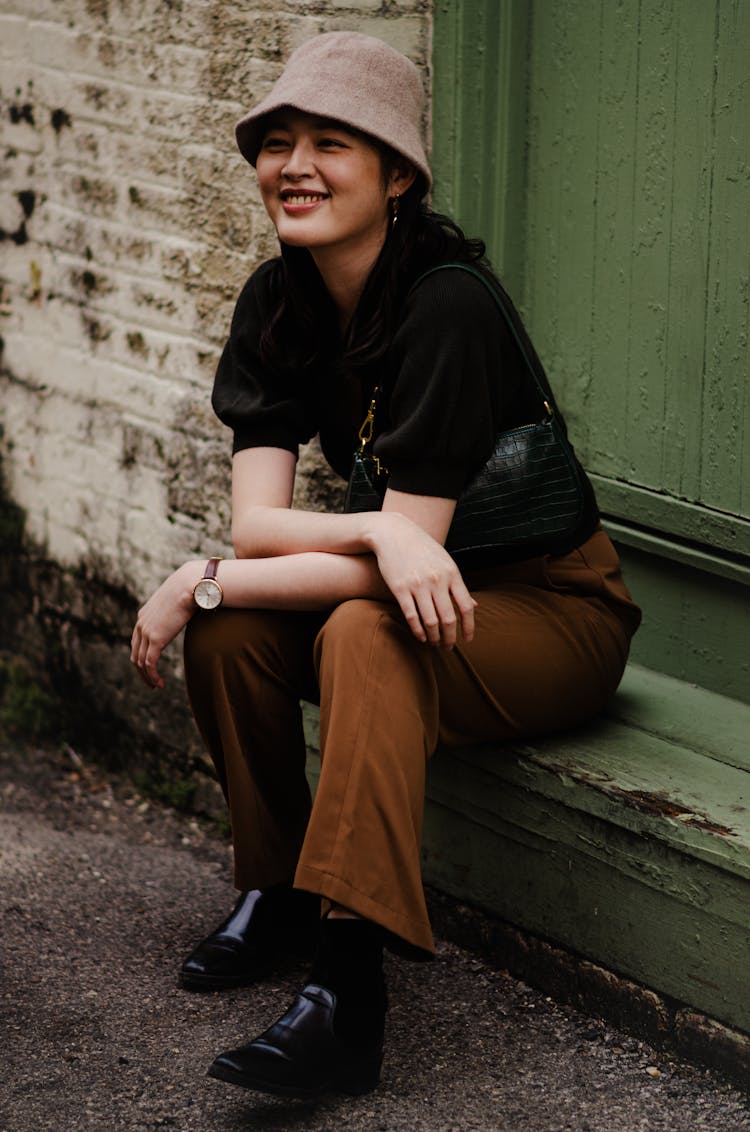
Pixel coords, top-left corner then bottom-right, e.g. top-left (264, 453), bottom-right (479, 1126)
top-left (0, 443), bottom-right (221, 819)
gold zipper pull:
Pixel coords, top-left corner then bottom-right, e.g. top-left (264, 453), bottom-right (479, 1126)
top-left (358, 387), bottom-right (379, 452)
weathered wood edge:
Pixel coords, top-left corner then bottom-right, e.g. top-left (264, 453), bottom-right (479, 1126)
top-left (425, 887), bottom-right (750, 1092)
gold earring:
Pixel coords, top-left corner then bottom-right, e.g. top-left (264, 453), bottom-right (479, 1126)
top-left (390, 194), bottom-right (400, 229)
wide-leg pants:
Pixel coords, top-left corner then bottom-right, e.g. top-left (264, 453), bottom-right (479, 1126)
top-left (184, 528), bottom-right (640, 958)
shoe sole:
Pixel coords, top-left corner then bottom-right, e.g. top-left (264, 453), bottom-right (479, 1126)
top-left (178, 967), bottom-right (271, 993)
top-left (206, 1059), bottom-right (381, 1099)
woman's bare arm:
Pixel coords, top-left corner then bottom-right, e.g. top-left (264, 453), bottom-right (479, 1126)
top-left (131, 447), bottom-right (476, 688)
top-left (231, 448), bottom-right (454, 555)
top-left (231, 447), bottom-right (477, 648)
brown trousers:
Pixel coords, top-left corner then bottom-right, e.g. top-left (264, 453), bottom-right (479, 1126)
top-left (184, 528), bottom-right (640, 958)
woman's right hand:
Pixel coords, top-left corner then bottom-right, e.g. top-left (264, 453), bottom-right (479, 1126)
top-left (368, 510), bottom-right (476, 648)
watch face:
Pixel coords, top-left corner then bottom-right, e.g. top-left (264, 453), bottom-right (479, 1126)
top-left (193, 577), bottom-right (223, 611)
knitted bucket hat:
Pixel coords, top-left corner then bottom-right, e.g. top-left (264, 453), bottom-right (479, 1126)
top-left (235, 31), bottom-right (432, 190)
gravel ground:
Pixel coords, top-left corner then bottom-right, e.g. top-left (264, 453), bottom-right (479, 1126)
top-left (1, 743), bottom-right (749, 1132)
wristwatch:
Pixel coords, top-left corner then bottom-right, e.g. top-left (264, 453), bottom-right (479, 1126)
top-left (193, 557), bottom-right (224, 611)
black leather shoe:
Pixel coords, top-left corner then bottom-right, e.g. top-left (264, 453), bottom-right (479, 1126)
top-left (207, 984), bottom-right (384, 1099)
top-left (179, 888), bottom-right (318, 992)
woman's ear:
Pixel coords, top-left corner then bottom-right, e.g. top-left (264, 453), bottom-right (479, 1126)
top-left (388, 160), bottom-right (418, 198)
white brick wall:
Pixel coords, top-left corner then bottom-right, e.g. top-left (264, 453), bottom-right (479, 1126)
top-left (0, 0), bottom-right (432, 599)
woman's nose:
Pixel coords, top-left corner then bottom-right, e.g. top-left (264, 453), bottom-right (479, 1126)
top-left (281, 140), bottom-right (314, 178)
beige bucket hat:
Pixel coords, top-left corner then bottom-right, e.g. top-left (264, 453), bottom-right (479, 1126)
top-left (235, 31), bottom-right (432, 190)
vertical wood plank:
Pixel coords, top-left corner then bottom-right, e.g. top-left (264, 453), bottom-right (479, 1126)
top-left (701, 0), bottom-right (750, 518)
top-left (659, 0), bottom-right (714, 500)
top-left (431, 0), bottom-right (462, 220)
top-left (524, 0), bottom-right (605, 457)
top-left (585, 0), bottom-right (641, 477)
top-left (619, 0), bottom-right (677, 488)
top-left (522, 2), bottom-right (561, 379)
top-left (432, 0), bottom-right (529, 294)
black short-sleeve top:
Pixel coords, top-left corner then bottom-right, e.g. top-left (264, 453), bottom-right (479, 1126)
top-left (212, 258), bottom-right (599, 553)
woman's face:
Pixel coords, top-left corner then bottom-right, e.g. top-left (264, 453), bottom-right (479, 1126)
top-left (256, 110), bottom-right (405, 259)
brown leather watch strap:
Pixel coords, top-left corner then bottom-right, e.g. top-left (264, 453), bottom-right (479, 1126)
top-left (204, 556), bottom-right (223, 580)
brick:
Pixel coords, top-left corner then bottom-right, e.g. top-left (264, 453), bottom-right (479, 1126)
top-left (86, 0), bottom-right (213, 47)
top-left (113, 134), bottom-right (183, 187)
top-left (334, 13), bottom-right (427, 60)
top-left (0, 56), bottom-right (36, 98)
top-left (181, 242), bottom-right (257, 299)
top-left (42, 249), bottom-right (117, 308)
top-left (28, 20), bottom-right (97, 73)
top-left (149, 43), bottom-right (209, 94)
top-left (99, 361), bottom-right (187, 423)
top-left (123, 181), bottom-right (187, 235)
top-left (57, 73), bottom-right (142, 129)
top-left (46, 307), bottom-right (216, 389)
top-left (122, 278), bottom-right (198, 335)
top-left (0, 0), bottom-right (48, 18)
top-left (0, 65), bottom-right (44, 156)
top-left (46, 121), bottom-right (114, 170)
top-left (10, 59), bottom-right (69, 115)
top-left (180, 150), bottom-right (254, 247)
top-left (0, 188), bottom-right (27, 236)
top-left (38, 287), bottom-right (102, 357)
top-left (326, 0), bottom-right (391, 11)
top-left (136, 87), bottom-right (210, 143)
top-left (43, 205), bottom-right (162, 276)
top-left (0, 15), bottom-right (31, 58)
top-left (0, 244), bottom-right (56, 310)
top-left (6, 304), bottom-right (115, 374)
top-left (55, 167), bottom-right (121, 219)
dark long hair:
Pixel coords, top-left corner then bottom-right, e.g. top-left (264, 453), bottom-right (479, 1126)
top-left (259, 161), bottom-right (487, 377)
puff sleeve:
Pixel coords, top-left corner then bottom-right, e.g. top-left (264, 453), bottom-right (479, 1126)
top-left (211, 262), bottom-right (318, 457)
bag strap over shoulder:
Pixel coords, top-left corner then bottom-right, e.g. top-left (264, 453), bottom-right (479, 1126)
top-left (358, 261), bottom-right (554, 452)
top-left (409, 262), bottom-right (553, 418)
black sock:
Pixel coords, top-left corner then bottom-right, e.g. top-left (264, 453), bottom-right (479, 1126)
top-left (308, 918), bottom-right (387, 1047)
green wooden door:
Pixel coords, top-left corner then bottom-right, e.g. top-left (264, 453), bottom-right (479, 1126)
top-left (433, 0), bottom-right (750, 698)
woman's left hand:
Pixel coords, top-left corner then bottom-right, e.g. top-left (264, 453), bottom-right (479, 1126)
top-left (368, 511), bottom-right (476, 648)
top-left (130, 562), bottom-right (201, 690)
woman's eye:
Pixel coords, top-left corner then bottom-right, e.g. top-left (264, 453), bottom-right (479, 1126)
top-left (318, 137), bottom-right (346, 149)
top-left (262, 136), bottom-right (289, 151)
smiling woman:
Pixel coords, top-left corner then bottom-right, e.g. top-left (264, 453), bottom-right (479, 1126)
top-left (130, 30), bottom-right (641, 1102)
top-left (255, 112), bottom-right (416, 323)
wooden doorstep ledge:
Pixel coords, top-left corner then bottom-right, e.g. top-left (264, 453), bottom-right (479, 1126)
top-left (302, 663), bottom-right (750, 1065)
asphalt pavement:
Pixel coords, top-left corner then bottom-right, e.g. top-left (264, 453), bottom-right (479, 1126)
top-left (2, 743), bottom-right (750, 1132)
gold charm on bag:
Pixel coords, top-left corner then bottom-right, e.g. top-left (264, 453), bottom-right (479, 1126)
top-left (357, 387), bottom-right (383, 475)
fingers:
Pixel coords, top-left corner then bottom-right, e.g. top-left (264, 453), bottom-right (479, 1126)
top-left (130, 618), bottom-right (164, 690)
top-left (451, 582), bottom-right (477, 643)
top-left (394, 579), bottom-right (444, 647)
top-left (144, 647), bottom-right (165, 690)
top-left (430, 589), bottom-right (458, 648)
top-left (395, 571), bottom-right (477, 649)
top-left (396, 590), bottom-right (428, 644)
top-left (424, 566), bottom-right (476, 648)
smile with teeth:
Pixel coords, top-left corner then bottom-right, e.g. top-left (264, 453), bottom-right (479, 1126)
top-left (281, 191), bottom-right (329, 205)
